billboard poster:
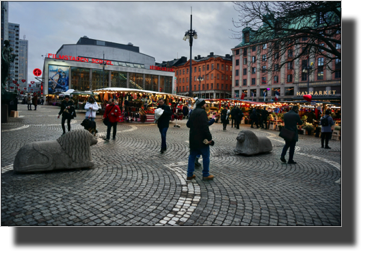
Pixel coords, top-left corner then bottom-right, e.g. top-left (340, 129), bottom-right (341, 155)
top-left (48, 65), bottom-right (69, 94)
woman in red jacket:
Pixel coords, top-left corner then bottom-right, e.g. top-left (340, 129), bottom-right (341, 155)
top-left (103, 98), bottom-right (121, 142)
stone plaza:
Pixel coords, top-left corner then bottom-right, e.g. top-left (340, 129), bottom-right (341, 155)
top-left (1, 104), bottom-right (341, 226)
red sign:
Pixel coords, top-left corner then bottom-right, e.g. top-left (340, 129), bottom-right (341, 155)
top-left (22, 79), bottom-right (26, 83)
top-left (33, 68), bottom-right (42, 76)
top-left (30, 81), bottom-right (35, 84)
top-left (150, 65), bottom-right (174, 72)
top-left (47, 53), bottom-right (113, 66)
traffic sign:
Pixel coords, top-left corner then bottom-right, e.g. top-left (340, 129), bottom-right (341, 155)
top-left (33, 69), bottom-right (42, 77)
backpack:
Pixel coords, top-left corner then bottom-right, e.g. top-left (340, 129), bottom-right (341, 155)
top-left (321, 116), bottom-right (329, 127)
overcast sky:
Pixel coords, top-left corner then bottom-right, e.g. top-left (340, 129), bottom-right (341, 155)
top-left (8, 1), bottom-right (243, 83)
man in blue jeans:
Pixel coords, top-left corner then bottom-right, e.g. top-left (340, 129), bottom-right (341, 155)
top-left (186, 99), bottom-right (214, 181)
top-left (157, 98), bottom-right (172, 153)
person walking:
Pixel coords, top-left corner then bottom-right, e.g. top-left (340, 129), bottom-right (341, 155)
top-left (320, 109), bottom-right (335, 149)
top-left (221, 106), bottom-right (230, 130)
top-left (27, 94), bottom-right (32, 110)
top-left (230, 106), bottom-right (236, 128)
top-left (280, 105), bottom-right (303, 164)
top-left (235, 106), bottom-right (243, 129)
top-left (58, 95), bottom-right (75, 136)
top-left (103, 98), bottom-right (121, 142)
top-left (183, 104), bottom-right (189, 119)
top-left (186, 99), bottom-right (214, 181)
top-left (84, 96), bottom-right (99, 121)
top-left (250, 108), bottom-right (259, 128)
top-left (261, 107), bottom-right (269, 129)
top-left (156, 98), bottom-right (172, 153)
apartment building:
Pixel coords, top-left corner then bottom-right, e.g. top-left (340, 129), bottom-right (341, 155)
top-left (173, 52), bottom-right (233, 99)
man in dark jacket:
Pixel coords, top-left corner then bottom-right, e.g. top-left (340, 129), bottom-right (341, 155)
top-left (157, 98), bottom-right (172, 153)
top-left (261, 107), bottom-right (269, 129)
top-left (186, 99), bottom-right (214, 181)
top-left (57, 95), bottom-right (76, 136)
top-left (230, 107), bottom-right (237, 128)
top-left (250, 108), bottom-right (259, 128)
top-left (280, 105), bottom-right (303, 164)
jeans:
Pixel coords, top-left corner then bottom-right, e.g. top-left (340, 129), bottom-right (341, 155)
top-left (321, 132), bottom-right (332, 147)
top-left (28, 103), bottom-right (32, 110)
top-left (159, 127), bottom-right (168, 150)
top-left (85, 116), bottom-right (95, 122)
top-left (61, 116), bottom-right (71, 133)
top-left (281, 140), bottom-right (297, 162)
top-left (107, 122), bottom-right (117, 139)
top-left (188, 146), bottom-right (210, 177)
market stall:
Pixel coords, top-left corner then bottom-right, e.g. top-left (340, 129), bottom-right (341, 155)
top-left (92, 88), bottom-right (195, 123)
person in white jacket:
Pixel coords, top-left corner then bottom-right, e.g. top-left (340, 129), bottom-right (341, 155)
top-left (84, 96), bottom-right (99, 121)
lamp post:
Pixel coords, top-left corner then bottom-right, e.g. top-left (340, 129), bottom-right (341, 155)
top-left (196, 67), bottom-right (204, 98)
top-left (101, 53), bottom-right (107, 89)
top-left (183, 11), bottom-right (197, 97)
top-left (303, 60), bottom-right (314, 94)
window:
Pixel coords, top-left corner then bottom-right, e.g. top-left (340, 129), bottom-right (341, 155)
top-left (236, 59), bottom-right (239, 66)
top-left (262, 77), bottom-right (266, 84)
top-left (274, 43), bottom-right (279, 50)
top-left (243, 58), bottom-right (247, 65)
top-left (226, 75), bottom-right (228, 80)
top-left (183, 86), bottom-right (185, 91)
top-left (236, 49), bottom-right (239, 55)
top-left (252, 46), bottom-right (256, 52)
top-left (222, 74), bottom-right (224, 80)
top-left (194, 85), bottom-right (196, 91)
top-left (274, 76), bottom-right (278, 83)
top-left (217, 74), bottom-right (219, 80)
top-left (199, 67), bottom-right (201, 72)
top-left (235, 70), bottom-right (239, 76)
top-left (235, 80), bottom-right (239, 86)
top-left (263, 43), bottom-right (267, 49)
top-left (244, 32), bottom-right (250, 43)
top-left (243, 68), bottom-right (247, 75)
top-left (211, 74), bottom-right (213, 79)
top-left (317, 57), bottom-right (324, 80)
top-left (302, 37), bottom-right (308, 41)
top-left (252, 78), bottom-right (256, 85)
top-left (194, 67), bottom-right (196, 72)
top-left (183, 78), bottom-right (184, 83)
top-left (287, 74), bottom-right (292, 82)
top-left (319, 43), bottom-right (325, 52)
top-left (194, 76), bottom-right (196, 81)
top-left (243, 79), bottom-right (247, 86)
top-left (207, 64), bottom-right (209, 70)
top-left (288, 61), bottom-right (293, 70)
top-left (207, 75), bottom-right (209, 80)
top-left (203, 65), bottom-right (205, 71)
top-left (226, 65), bottom-right (228, 71)
top-left (301, 59), bottom-right (307, 81)
top-left (274, 64), bottom-right (279, 71)
top-left (336, 43), bottom-right (341, 49)
top-left (217, 83), bottom-right (219, 89)
top-left (252, 67), bottom-right (256, 74)
top-left (335, 58), bottom-right (341, 70)
top-left (221, 84), bottom-right (224, 89)
top-left (187, 68), bottom-right (188, 73)
top-left (252, 56), bottom-right (256, 63)
top-left (274, 52), bottom-right (279, 59)
top-left (202, 84), bottom-right (205, 90)
top-left (262, 55), bottom-right (266, 61)
top-left (211, 64), bottom-right (214, 70)
top-left (211, 83), bottom-right (213, 89)
top-left (303, 46), bottom-right (309, 55)
top-left (183, 69), bottom-right (184, 75)
top-left (243, 48), bottom-right (247, 55)
top-left (262, 66), bottom-right (266, 72)
top-left (288, 49), bottom-right (293, 58)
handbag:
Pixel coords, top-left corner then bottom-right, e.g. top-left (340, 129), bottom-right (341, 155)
top-left (279, 127), bottom-right (295, 141)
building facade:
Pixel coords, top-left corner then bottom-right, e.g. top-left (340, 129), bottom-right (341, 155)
top-left (173, 52), bottom-right (233, 99)
top-left (1, 1), bottom-right (9, 48)
top-left (232, 28), bottom-right (341, 103)
top-left (18, 38), bottom-right (28, 91)
top-left (8, 23), bottom-right (20, 88)
top-left (43, 36), bottom-right (174, 95)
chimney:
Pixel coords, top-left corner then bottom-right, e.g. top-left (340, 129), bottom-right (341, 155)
top-left (210, 52), bottom-right (214, 56)
top-left (197, 55), bottom-right (201, 59)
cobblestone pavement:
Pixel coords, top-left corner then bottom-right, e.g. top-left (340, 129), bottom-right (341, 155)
top-left (1, 104), bottom-right (341, 226)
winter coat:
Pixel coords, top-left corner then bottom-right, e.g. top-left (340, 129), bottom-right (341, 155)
top-left (261, 109), bottom-right (269, 120)
top-left (187, 107), bottom-right (212, 151)
top-left (27, 96), bottom-right (32, 104)
top-left (84, 101), bottom-right (99, 118)
top-left (283, 110), bottom-right (303, 142)
top-left (221, 109), bottom-right (229, 122)
top-left (103, 104), bottom-right (121, 123)
top-left (32, 96), bottom-right (38, 106)
top-left (157, 104), bottom-right (172, 128)
top-left (59, 100), bottom-right (76, 119)
top-left (320, 114), bottom-right (335, 133)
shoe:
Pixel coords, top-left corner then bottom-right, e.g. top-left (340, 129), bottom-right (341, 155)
top-left (104, 138), bottom-right (109, 143)
top-left (280, 157), bottom-right (286, 163)
top-left (195, 157), bottom-right (201, 167)
top-left (187, 175), bottom-right (196, 180)
top-left (321, 146), bottom-right (324, 148)
top-left (61, 133), bottom-right (65, 136)
top-left (203, 175), bottom-right (214, 181)
top-left (288, 161), bottom-right (297, 164)
top-left (112, 137), bottom-right (116, 140)
top-left (325, 146), bottom-right (331, 149)
top-left (161, 149), bottom-right (165, 154)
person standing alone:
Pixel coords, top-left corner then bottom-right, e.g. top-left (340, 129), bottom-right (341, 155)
top-left (320, 109), bottom-right (335, 149)
top-left (58, 95), bottom-right (75, 136)
top-left (280, 106), bottom-right (303, 164)
top-left (103, 98), bottom-right (121, 142)
top-left (157, 98), bottom-right (172, 153)
top-left (186, 99), bottom-right (214, 181)
top-left (221, 106), bottom-right (230, 130)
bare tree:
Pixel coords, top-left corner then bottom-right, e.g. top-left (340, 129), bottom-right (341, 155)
top-left (232, 1), bottom-right (341, 74)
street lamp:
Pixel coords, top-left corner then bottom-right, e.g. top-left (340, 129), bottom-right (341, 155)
top-left (183, 11), bottom-right (197, 97)
top-left (99, 53), bottom-right (107, 90)
top-left (303, 60), bottom-right (314, 94)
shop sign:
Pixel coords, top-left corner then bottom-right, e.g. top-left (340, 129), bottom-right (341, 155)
top-left (47, 53), bottom-right (113, 65)
top-left (150, 65), bottom-right (174, 72)
top-left (297, 90), bottom-right (338, 96)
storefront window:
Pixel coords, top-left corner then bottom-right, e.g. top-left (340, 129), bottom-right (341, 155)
top-left (92, 69), bottom-right (109, 90)
top-left (111, 71), bottom-right (127, 88)
top-left (71, 67), bottom-right (90, 91)
top-left (285, 87), bottom-right (294, 96)
top-left (129, 73), bottom-right (143, 89)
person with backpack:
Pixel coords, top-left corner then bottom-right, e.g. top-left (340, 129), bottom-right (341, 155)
top-left (320, 109), bottom-right (335, 149)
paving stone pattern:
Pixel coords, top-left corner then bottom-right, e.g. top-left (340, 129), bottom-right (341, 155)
top-left (1, 104), bottom-right (341, 226)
